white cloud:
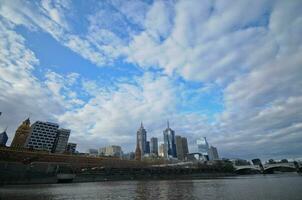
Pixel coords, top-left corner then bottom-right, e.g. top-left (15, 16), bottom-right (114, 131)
top-left (0, 0), bottom-right (301, 159)
top-left (0, 18), bottom-right (64, 143)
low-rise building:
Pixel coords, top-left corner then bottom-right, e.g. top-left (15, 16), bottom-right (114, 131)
top-left (66, 143), bottom-right (77, 154)
top-left (99, 145), bottom-right (123, 157)
top-left (53, 128), bottom-right (70, 153)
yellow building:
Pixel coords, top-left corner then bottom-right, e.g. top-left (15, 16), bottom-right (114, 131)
top-left (11, 118), bottom-right (31, 148)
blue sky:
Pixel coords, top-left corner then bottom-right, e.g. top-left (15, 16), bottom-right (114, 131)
top-left (0, 0), bottom-right (302, 160)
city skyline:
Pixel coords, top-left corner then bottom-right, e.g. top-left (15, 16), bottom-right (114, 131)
top-left (0, 0), bottom-right (302, 160)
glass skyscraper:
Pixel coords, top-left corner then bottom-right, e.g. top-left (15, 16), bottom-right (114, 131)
top-left (163, 121), bottom-right (177, 158)
top-left (137, 122), bottom-right (147, 155)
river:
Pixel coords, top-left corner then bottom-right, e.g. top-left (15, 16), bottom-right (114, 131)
top-left (0, 174), bottom-right (301, 200)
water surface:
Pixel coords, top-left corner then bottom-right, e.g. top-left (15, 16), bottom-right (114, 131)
top-left (0, 174), bottom-right (301, 200)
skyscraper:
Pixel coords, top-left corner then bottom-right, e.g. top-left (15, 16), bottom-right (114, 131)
top-left (145, 141), bottom-right (150, 154)
top-left (163, 121), bottom-right (176, 158)
top-left (26, 121), bottom-right (59, 151)
top-left (11, 118), bottom-right (31, 148)
top-left (137, 122), bottom-right (147, 155)
top-left (182, 137), bottom-right (189, 158)
top-left (0, 128), bottom-right (8, 146)
top-left (175, 136), bottom-right (189, 161)
top-left (135, 134), bottom-right (142, 161)
top-left (208, 146), bottom-right (219, 160)
top-left (150, 137), bottom-right (158, 156)
top-left (53, 128), bottom-right (70, 153)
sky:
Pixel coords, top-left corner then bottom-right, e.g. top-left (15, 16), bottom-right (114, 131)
top-left (0, 0), bottom-right (301, 160)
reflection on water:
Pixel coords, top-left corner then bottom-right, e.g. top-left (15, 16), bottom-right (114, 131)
top-left (0, 174), bottom-right (301, 200)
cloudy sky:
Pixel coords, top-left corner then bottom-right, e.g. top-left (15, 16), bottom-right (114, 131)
top-left (0, 0), bottom-right (301, 160)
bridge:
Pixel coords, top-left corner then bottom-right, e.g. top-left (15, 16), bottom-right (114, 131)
top-left (234, 162), bottom-right (301, 174)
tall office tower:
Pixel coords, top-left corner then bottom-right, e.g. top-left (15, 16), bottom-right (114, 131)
top-left (182, 137), bottom-right (189, 158)
top-left (159, 143), bottom-right (165, 157)
top-left (66, 143), bottom-right (77, 154)
top-left (163, 121), bottom-right (177, 158)
top-left (135, 134), bottom-right (142, 161)
top-left (175, 136), bottom-right (188, 161)
top-left (26, 121), bottom-right (59, 151)
top-left (208, 146), bottom-right (219, 160)
top-left (175, 136), bottom-right (184, 160)
top-left (150, 137), bottom-right (158, 156)
top-left (0, 128), bottom-right (8, 146)
top-left (11, 118), bottom-right (31, 148)
top-left (137, 122), bottom-right (147, 155)
top-left (53, 128), bottom-right (70, 153)
top-left (145, 141), bottom-right (150, 154)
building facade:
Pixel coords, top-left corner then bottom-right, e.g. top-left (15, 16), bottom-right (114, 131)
top-left (11, 118), bottom-right (31, 148)
top-left (0, 128), bottom-right (8, 146)
top-left (145, 141), bottom-right (150, 154)
top-left (135, 135), bottom-right (142, 161)
top-left (163, 121), bottom-right (176, 158)
top-left (53, 128), bottom-right (70, 153)
top-left (98, 147), bottom-right (107, 156)
top-left (66, 143), bottom-right (77, 154)
top-left (182, 137), bottom-right (189, 157)
top-left (137, 122), bottom-right (147, 155)
top-left (175, 136), bottom-right (189, 161)
top-left (208, 146), bottom-right (219, 160)
top-left (88, 148), bottom-right (98, 156)
top-left (26, 121), bottom-right (59, 151)
top-left (150, 137), bottom-right (158, 156)
top-left (105, 145), bottom-right (122, 157)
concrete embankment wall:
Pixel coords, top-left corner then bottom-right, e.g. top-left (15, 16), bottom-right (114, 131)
top-left (0, 161), bottom-right (234, 185)
top-left (0, 161), bottom-right (57, 185)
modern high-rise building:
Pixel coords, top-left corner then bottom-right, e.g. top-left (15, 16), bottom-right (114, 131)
top-left (208, 146), bottom-right (219, 160)
top-left (150, 137), bottom-right (158, 156)
top-left (182, 137), bottom-right (189, 157)
top-left (0, 128), bottom-right (8, 146)
top-left (53, 128), bottom-right (70, 153)
top-left (137, 122), bottom-right (147, 155)
top-left (175, 136), bottom-right (189, 161)
top-left (163, 121), bottom-right (177, 158)
top-left (11, 118), bottom-right (31, 148)
top-left (26, 121), bottom-right (59, 151)
top-left (66, 143), bottom-right (77, 154)
top-left (145, 141), bottom-right (150, 154)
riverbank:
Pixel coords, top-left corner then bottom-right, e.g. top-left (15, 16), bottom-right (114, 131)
top-left (0, 161), bottom-right (235, 185)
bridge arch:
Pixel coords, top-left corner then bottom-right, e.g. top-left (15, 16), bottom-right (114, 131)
top-left (234, 166), bottom-right (261, 174)
top-left (263, 165), bottom-right (296, 174)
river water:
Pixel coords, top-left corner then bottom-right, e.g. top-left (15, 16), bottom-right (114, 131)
top-left (0, 174), bottom-right (301, 200)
